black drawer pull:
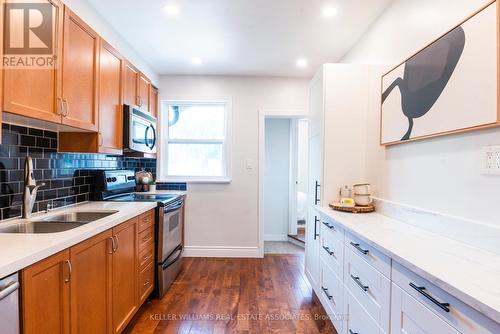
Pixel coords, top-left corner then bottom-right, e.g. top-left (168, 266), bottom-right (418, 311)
top-left (351, 275), bottom-right (369, 292)
top-left (410, 282), bottom-right (450, 313)
top-left (322, 221), bottom-right (335, 230)
top-left (321, 286), bottom-right (333, 300)
top-left (350, 242), bottom-right (369, 255)
top-left (349, 330), bottom-right (358, 334)
top-left (322, 245), bottom-right (334, 256)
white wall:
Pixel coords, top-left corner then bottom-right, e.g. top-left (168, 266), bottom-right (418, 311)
top-left (342, 0), bottom-right (500, 225)
top-left (158, 75), bottom-right (309, 256)
top-left (64, 0), bottom-right (158, 84)
top-left (264, 118), bottom-right (290, 241)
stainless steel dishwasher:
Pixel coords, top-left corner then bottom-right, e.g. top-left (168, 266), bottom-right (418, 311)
top-left (0, 273), bottom-right (20, 334)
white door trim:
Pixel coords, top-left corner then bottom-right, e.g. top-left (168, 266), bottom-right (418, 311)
top-left (258, 109), bottom-right (307, 258)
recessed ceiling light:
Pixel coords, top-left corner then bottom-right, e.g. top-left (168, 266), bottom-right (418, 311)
top-left (191, 57), bottom-right (203, 65)
top-left (322, 6), bottom-right (338, 18)
top-left (296, 58), bottom-right (308, 68)
top-left (164, 4), bottom-right (180, 16)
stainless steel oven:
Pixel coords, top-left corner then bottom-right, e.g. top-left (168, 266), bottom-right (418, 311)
top-left (123, 105), bottom-right (157, 154)
top-left (157, 198), bottom-right (184, 298)
top-left (0, 273), bottom-right (20, 334)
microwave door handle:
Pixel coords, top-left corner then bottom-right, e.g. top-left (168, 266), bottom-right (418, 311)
top-left (144, 125), bottom-right (151, 148)
top-left (150, 124), bottom-right (157, 149)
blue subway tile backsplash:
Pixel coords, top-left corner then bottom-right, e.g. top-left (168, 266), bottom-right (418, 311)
top-left (0, 123), bottom-right (156, 220)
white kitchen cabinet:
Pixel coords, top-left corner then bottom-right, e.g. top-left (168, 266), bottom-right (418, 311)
top-left (391, 283), bottom-right (461, 334)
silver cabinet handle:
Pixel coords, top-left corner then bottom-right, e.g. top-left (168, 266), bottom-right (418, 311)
top-left (322, 245), bottom-right (334, 256)
top-left (57, 97), bottom-right (63, 116)
top-left (64, 260), bottom-right (72, 283)
top-left (113, 235), bottom-right (119, 252)
top-left (108, 237), bottom-right (114, 254)
top-left (63, 99), bottom-right (69, 117)
top-left (350, 242), bottom-right (369, 255)
top-left (351, 274), bottom-right (369, 292)
top-left (321, 286), bottom-right (333, 300)
top-left (0, 281), bottom-right (19, 301)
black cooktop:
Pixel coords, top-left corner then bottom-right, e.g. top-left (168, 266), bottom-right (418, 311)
top-left (106, 193), bottom-right (180, 206)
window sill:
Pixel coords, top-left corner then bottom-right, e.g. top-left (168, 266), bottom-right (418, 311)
top-left (157, 178), bottom-right (232, 184)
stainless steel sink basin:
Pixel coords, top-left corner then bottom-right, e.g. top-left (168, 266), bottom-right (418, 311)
top-left (0, 210), bottom-right (119, 234)
top-left (39, 211), bottom-right (119, 223)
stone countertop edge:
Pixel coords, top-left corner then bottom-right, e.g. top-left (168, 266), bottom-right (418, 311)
top-left (0, 201), bottom-right (158, 278)
top-left (318, 206), bottom-right (500, 324)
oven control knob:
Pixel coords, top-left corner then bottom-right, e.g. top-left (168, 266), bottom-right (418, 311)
top-left (111, 177), bottom-right (117, 182)
top-left (106, 177), bottom-right (112, 183)
top-left (127, 176), bottom-right (135, 181)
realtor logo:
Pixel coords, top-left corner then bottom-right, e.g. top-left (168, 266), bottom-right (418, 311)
top-left (3, 2), bottom-right (55, 69)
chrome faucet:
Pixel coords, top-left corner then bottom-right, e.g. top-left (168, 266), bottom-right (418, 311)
top-left (22, 157), bottom-right (45, 219)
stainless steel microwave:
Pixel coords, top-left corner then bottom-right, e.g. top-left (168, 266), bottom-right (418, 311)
top-left (123, 105), bottom-right (157, 154)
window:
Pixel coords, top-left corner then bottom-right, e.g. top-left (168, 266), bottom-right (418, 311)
top-left (159, 98), bottom-right (232, 182)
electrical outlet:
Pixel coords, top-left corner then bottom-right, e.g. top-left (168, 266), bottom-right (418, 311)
top-left (482, 146), bottom-right (500, 175)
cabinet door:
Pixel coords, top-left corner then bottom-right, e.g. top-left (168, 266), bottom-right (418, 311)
top-left (70, 230), bottom-right (113, 334)
top-left (60, 6), bottom-right (99, 131)
top-left (123, 61), bottom-right (139, 106)
top-left (391, 283), bottom-right (460, 334)
top-left (308, 69), bottom-right (324, 138)
top-left (98, 40), bottom-right (123, 154)
top-left (150, 86), bottom-right (159, 118)
top-left (21, 250), bottom-right (71, 334)
top-left (2, 0), bottom-right (64, 123)
top-left (138, 74), bottom-right (151, 111)
top-left (112, 217), bottom-right (139, 334)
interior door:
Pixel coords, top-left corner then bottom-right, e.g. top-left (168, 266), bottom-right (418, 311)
top-left (98, 40), bottom-right (123, 154)
top-left (70, 230), bottom-right (113, 334)
top-left (2, 0), bottom-right (64, 123)
top-left (112, 218), bottom-right (138, 334)
top-left (60, 6), bottom-right (99, 131)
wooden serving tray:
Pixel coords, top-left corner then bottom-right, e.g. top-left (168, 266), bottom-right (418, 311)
top-left (329, 202), bottom-right (375, 213)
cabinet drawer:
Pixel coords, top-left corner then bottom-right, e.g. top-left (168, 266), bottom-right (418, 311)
top-left (320, 223), bottom-right (344, 281)
top-left (139, 244), bottom-right (154, 270)
top-left (319, 258), bottom-right (344, 333)
top-left (138, 210), bottom-right (154, 232)
top-left (319, 214), bottom-right (344, 243)
top-left (345, 232), bottom-right (391, 278)
top-left (392, 262), bottom-right (500, 334)
top-left (345, 289), bottom-right (383, 334)
top-left (391, 283), bottom-right (460, 334)
top-left (139, 262), bottom-right (154, 304)
top-left (138, 225), bottom-right (154, 251)
top-left (345, 247), bottom-right (391, 332)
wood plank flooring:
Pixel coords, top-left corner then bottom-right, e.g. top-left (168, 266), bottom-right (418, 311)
top-left (125, 255), bottom-right (337, 334)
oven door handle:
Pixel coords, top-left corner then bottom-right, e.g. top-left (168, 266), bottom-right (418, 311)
top-left (164, 201), bottom-right (183, 213)
top-left (162, 245), bottom-right (183, 269)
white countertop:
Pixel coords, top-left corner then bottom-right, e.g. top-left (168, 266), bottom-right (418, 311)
top-left (0, 201), bottom-right (157, 278)
top-left (318, 207), bottom-right (500, 324)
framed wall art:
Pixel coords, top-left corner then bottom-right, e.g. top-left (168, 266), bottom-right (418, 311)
top-left (380, 0), bottom-right (499, 145)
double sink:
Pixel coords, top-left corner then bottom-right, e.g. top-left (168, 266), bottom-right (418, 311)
top-left (0, 211), bottom-right (118, 234)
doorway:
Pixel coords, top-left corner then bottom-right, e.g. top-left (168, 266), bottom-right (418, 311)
top-left (258, 111), bottom-right (308, 256)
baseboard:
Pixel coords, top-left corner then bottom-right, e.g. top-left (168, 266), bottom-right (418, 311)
top-left (264, 234), bottom-right (289, 241)
top-left (183, 246), bottom-right (261, 258)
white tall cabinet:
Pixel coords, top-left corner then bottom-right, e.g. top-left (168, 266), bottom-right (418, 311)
top-left (305, 64), bottom-right (371, 292)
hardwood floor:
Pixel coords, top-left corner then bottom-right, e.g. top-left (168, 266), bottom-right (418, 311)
top-left (288, 227), bottom-right (306, 244)
top-left (125, 255), bottom-right (337, 334)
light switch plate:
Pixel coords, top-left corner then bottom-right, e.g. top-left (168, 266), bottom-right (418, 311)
top-left (245, 159), bottom-right (253, 170)
top-left (482, 146), bottom-right (500, 175)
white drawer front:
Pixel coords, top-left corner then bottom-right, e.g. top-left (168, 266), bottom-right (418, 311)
top-left (320, 223), bottom-right (344, 280)
top-left (320, 214), bottom-right (344, 242)
top-left (392, 262), bottom-right (500, 334)
top-left (345, 289), bottom-right (384, 334)
top-left (345, 247), bottom-right (391, 332)
top-left (320, 258), bottom-right (344, 333)
top-left (391, 283), bottom-right (461, 334)
top-left (345, 232), bottom-right (391, 278)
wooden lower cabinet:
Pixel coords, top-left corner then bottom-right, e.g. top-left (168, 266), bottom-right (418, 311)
top-left (70, 230), bottom-right (113, 334)
top-left (21, 250), bottom-right (71, 334)
top-left (21, 210), bottom-right (154, 334)
top-left (112, 217), bottom-right (139, 334)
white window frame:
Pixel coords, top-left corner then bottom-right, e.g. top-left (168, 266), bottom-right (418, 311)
top-left (157, 96), bottom-right (232, 183)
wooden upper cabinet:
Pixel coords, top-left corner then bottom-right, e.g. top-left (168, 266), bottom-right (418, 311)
top-left (112, 217), bottom-right (139, 334)
top-left (2, 0), bottom-right (64, 123)
top-left (150, 85), bottom-right (159, 118)
top-left (98, 40), bottom-right (124, 154)
top-left (124, 61), bottom-right (139, 106)
top-left (60, 6), bottom-right (99, 131)
top-left (138, 73), bottom-right (151, 111)
top-left (70, 230), bottom-right (113, 334)
top-left (21, 250), bottom-right (71, 334)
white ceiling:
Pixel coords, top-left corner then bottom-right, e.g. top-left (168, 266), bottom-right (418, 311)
top-left (87, 0), bottom-right (392, 77)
